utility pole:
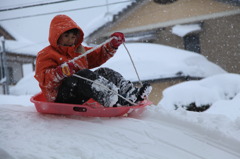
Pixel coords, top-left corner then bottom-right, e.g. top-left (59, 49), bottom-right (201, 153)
top-left (105, 0), bottom-right (112, 21)
top-left (0, 36), bottom-right (9, 94)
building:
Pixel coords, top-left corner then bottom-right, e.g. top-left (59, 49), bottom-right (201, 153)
top-left (0, 25), bottom-right (36, 90)
top-left (86, 0), bottom-right (240, 74)
top-left (86, 0), bottom-right (239, 104)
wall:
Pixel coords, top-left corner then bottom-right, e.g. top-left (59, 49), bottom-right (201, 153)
top-left (107, 0), bottom-right (239, 33)
top-left (200, 14), bottom-right (240, 73)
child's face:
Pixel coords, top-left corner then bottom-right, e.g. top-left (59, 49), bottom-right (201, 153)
top-left (58, 32), bottom-right (77, 46)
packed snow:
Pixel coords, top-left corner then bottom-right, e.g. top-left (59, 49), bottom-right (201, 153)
top-left (1, 43), bottom-right (240, 159)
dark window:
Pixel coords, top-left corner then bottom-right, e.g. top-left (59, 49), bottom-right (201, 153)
top-left (216, 0), bottom-right (240, 6)
top-left (0, 66), bottom-right (4, 80)
top-left (154, 0), bottom-right (178, 4)
top-left (184, 34), bottom-right (201, 53)
top-left (0, 66), bottom-right (14, 84)
top-left (8, 67), bottom-right (14, 84)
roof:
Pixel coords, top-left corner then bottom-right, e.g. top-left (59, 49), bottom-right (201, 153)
top-left (0, 25), bottom-right (15, 40)
top-left (87, 0), bottom-right (240, 40)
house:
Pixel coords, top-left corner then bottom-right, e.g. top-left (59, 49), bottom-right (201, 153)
top-left (86, 0), bottom-right (239, 104)
top-left (0, 25), bottom-right (36, 89)
top-left (86, 0), bottom-right (240, 74)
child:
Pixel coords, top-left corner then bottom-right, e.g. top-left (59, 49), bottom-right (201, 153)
top-left (35, 14), bottom-right (152, 107)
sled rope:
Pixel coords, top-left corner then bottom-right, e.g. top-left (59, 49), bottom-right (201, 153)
top-left (123, 43), bottom-right (143, 86)
top-left (72, 74), bottom-right (137, 106)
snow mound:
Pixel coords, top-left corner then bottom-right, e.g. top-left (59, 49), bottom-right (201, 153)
top-left (10, 72), bottom-right (40, 96)
top-left (159, 73), bottom-right (240, 120)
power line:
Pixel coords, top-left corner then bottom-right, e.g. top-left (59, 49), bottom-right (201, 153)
top-left (0, 1), bottom-right (132, 22)
top-left (0, 0), bottom-right (77, 12)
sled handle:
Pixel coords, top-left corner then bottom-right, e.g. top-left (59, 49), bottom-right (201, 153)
top-left (69, 37), bottom-right (114, 63)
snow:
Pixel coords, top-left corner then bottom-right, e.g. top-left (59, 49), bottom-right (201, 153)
top-left (159, 73), bottom-right (240, 121)
top-left (101, 43), bottom-right (226, 81)
top-left (172, 24), bottom-right (202, 37)
top-left (1, 1), bottom-right (240, 158)
top-left (4, 39), bottom-right (44, 56)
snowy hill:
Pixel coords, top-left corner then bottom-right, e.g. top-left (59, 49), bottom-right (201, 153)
top-left (0, 100), bottom-right (240, 159)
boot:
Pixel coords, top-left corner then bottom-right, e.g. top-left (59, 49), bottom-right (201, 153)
top-left (136, 83), bottom-right (152, 102)
top-left (116, 83), bottom-right (152, 106)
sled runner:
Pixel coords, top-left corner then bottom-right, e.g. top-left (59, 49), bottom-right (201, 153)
top-left (31, 92), bottom-right (152, 117)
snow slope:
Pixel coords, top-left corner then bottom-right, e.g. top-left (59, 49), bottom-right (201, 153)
top-left (1, 71), bottom-right (240, 159)
top-left (1, 104), bottom-right (240, 159)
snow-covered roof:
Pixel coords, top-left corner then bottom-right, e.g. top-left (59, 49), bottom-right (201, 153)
top-left (100, 43), bottom-right (226, 82)
top-left (4, 39), bottom-right (44, 56)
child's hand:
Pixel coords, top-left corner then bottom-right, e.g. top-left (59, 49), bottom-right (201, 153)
top-left (56, 62), bottom-right (78, 78)
top-left (110, 32), bottom-right (125, 49)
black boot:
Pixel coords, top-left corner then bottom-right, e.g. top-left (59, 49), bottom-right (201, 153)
top-left (136, 83), bottom-right (152, 102)
top-left (116, 83), bottom-right (152, 106)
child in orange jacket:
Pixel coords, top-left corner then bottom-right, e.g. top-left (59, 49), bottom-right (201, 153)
top-left (35, 14), bottom-right (151, 107)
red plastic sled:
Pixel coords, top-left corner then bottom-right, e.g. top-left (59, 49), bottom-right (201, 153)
top-left (30, 92), bottom-right (152, 117)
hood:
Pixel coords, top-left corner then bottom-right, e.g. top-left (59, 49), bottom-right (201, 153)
top-left (48, 15), bottom-right (84, 48)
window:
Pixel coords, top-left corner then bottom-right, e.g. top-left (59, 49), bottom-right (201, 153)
top-left (184, 34), bottom-right (201, 53)
top-left (8, 67), bottom-right (14, 84)
top-left (216, 0), bottom-right (240, 6)
top-left (154, 0), bottom-right (178, 4)
top-left (0, 66), bottom-right (14, 84)
top-left (0, 66), bottom-right (4, 81)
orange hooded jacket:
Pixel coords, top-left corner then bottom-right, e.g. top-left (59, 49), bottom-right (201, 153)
top-left (34, 15), bottom-right (116, 102)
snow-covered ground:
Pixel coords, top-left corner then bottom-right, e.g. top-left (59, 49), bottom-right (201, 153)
top-left (1, 43), bottom-right (240, 159)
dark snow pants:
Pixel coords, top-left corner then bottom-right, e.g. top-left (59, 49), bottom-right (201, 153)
top-left (55, 67), bottom-right (134, 107)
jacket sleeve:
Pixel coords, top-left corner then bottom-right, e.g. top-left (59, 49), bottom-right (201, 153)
top-left (34, 51), bottom-right (64, 101)
top-left (85, 41), bottom-right (117, 69)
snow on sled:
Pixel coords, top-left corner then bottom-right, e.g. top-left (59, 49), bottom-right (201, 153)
top-left (31, 92), bottom-right (152, 117)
